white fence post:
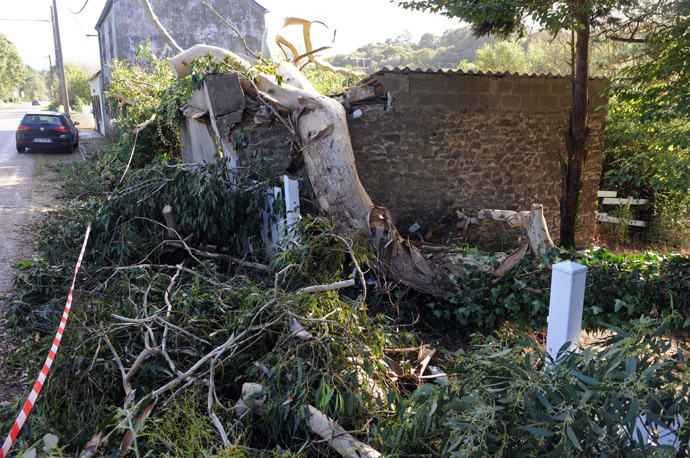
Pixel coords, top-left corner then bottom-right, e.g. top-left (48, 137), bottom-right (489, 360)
top-left (260, 177), bottom-right (300, 257)
top-left (545, 261), bottom-right (588, 362)
top-left (283, 175), bottom-right (300, 228)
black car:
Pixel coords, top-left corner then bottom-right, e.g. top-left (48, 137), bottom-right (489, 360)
top-left (16, 111), bottom-right (79, 153)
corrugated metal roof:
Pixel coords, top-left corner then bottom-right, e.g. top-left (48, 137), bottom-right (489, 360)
top-left (376, 66), bottom-right (605, 80)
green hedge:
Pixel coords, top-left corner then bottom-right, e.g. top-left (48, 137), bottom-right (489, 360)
top-left (432, 248), bottom-right (690, 331)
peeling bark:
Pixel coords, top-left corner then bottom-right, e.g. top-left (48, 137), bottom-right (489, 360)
top-left (459, 204), bottom-right (555, 256)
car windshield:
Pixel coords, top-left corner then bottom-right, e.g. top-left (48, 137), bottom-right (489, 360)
top-left (23, 115), bottom-right (62, 126)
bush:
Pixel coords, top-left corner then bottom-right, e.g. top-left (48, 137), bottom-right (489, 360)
top-left (377, 320), bottom-right (690, 456)
top-left (425, 247), bottom-right (690, 332)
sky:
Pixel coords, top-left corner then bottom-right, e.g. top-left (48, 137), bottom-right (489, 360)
top-left (0, 0), bottom-right (464, 72)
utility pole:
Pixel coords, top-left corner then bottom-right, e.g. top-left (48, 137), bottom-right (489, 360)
top-left (50, 2), bottom-right (69, 116)
top-left (48, 54), bottom-right (55, 98)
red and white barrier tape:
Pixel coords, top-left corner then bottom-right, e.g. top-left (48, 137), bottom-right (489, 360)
top-left (1, 223), bottom-right (91, 458)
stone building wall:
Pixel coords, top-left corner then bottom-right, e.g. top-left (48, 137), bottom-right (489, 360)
top-left (97, 0), bottom-right (266, 63)
top-left (348, 69), bottom-right (607, 248)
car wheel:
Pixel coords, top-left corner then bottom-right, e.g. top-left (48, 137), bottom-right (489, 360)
top-left (65, 143), bottom-right (74, 154)
top-left (17, 144), bottom-right (25, 153)
top-left (75, 137), bottom-right (79, 147)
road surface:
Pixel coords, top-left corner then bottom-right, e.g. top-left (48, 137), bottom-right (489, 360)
top-left (0, 103), bottom-right (82, 403)
top-left (0, 103), bottom-right (81, 293)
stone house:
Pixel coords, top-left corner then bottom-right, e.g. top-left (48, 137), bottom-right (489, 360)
top-left (92, 0), bottom-right (266, 134)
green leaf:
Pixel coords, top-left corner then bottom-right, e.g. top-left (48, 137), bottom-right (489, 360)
top-left (566, 426), bottom-right (583, 451)
top-left (536, 390), bottom-right (552, 409)
top-left (623, 399), bottom-right (640, 425)
top-left (571, 369), bottom-right (599, 385)
top-left (625, 357), bottom-right (637, 375)
top-left (522, 425), bottom-right (555, 437)
top-left (488, 348), bottom-right (512, 358)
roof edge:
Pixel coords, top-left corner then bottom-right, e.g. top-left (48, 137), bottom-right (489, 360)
top-left (376, 66), bottom-right (606, 80)
top-left (247, 0), bottom-right (267, 13)
top-left (95, 0), bottom-right (113, 30)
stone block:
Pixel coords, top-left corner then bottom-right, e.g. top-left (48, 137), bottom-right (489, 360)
top-left (216, 111), bottom-right (244, 137)
top-left (375, 74), bottom-right (409, 95)
top-left (346, 86), bottom-right (377, 103)
top-left (499, 94), bottom-right (522, 110)
top-left (408, 73), bottom-right (445, 93)
top-left (203, 72), bottom-right (245, 118)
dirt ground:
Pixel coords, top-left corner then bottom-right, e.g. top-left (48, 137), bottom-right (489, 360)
top-left (0, 128), bottom-right (113, 405)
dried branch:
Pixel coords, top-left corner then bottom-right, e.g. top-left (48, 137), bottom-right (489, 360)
top-left (295, 278), bottom-right (355, 297)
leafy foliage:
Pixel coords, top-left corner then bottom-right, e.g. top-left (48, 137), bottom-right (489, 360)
top-left (301, 65), bottom-right (363, 94)
top-left (608, 9), bottom-right (690, 196)
top-left (377, 321), bottom-right (690, 456)
top-left (397, 0), bottom-right (630, 38)
top-left (0, 33), bottom-right (27, 98)
top-left (47, 63), bottom-right (91, 111)
top-left (423, 247), bottom-right (690, 332)
top-left (2, 207), bottom-right (390, 456)
top-left (105, 42), bottom-right (194, 161)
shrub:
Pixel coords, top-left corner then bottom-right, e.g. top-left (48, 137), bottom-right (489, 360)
top-left (377, 320), bottom-right (690, 456)
top-left (431, 247), bottom-right (690, 332)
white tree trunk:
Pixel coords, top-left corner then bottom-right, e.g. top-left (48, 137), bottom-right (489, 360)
top-left (475, 204), bottom-right (555, 256)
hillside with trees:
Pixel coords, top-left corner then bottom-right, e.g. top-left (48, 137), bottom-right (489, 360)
top-left (328, 26), bottom-right (497, 71)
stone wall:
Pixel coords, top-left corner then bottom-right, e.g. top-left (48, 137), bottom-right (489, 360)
top-left (102, 0), bottom-right (266, 62)
top-left (348, 69), bottom-right (607, 249)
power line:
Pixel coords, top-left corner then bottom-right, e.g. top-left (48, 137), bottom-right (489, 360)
top-left (0, 18), bottom-right (51, 22)
top-left (68, 0), bottom-right (90, 15)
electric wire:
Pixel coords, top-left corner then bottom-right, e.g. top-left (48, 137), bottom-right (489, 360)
top-left (68, 0), bottom-right (90, 15)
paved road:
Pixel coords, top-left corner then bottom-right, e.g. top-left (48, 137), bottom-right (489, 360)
top-left (0, 103), bottom-right (81, 294)
top-left (0, 103), bottom-right (86, 403)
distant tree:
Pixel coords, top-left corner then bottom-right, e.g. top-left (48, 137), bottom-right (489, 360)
top-left (395, 30), bottom-right (414, 44)
top-left (0, 33), bottom-right (27, 98)
top-left (473, 40), bottom-right (530, 73)
top-left (55, 63), bottom-right (91, 109)
top-left (416, 32), bottom-right (438, 49)
top-left (525, 34), bottom-right (571, 75)
top-left (328, 27), bottom-right (495, 71)
top-left (22, 67), bottom-right (50, 100)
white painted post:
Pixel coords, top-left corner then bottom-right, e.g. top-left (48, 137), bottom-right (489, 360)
top-left (260, 190), bottom-right (278, 258)
top-left (263, 177), bottom-right (300, 256)
top-left (545, 261), bottom-right (588, 362)
top-left (283, 175), bottom-right (300, 228)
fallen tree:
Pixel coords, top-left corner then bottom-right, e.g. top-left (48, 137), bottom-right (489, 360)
top-left (169, 42), bottom-right (459, 297)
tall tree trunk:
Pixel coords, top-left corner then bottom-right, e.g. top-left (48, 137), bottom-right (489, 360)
top-left (560, 5), bottom-right (590, 249)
